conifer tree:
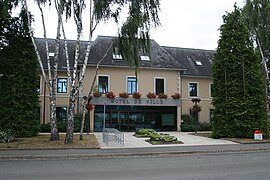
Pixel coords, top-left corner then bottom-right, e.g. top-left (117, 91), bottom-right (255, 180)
top-left (212, 6), bottom-right (266, 138)
top-left (0, 5), bottom-right (39, 137)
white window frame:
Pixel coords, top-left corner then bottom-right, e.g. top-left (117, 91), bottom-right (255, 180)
top-left (154, 77), bottom-right (166, 94)
top-left (188, 82), bottom-right (199, 97)
top-left (56, 77), bottom-right (68, 94)
top-left (140, 55), bottom-right (150, 61)
top-left (126, 76), bottom-right (138, 94)
top-left (112, 47), bottom-right (123, 60)
top-left (97, 75), bottom-right (110, 93)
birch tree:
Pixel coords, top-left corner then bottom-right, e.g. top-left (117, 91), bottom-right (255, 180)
top-left (23, 0), bottom-right (160, 143)
top-left (66, 0), bottom-right (161, 144)
top-left (242, 0), bottom-right (270, 137)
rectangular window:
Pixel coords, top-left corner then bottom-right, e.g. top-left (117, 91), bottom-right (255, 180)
top-left (56, 107), bottom-right (67, 122)
top-left (210, 83), bottom-right (213, 97)
top-left (127, 77), bottom-right (137, 94)
top-left (140, 55), bottom-right (150, 61)
top-left (98, 76), bottom-right (109, 94)
top-left (155, 78), bottom-right (165, 94)
top-left (57, 78), bottom-right (68, 93)
top-left (112, 47), bottom-right (122, 60)
top-left (189, 82), bottom-right (198, 97)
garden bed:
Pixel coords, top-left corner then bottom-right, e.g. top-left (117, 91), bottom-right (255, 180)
top-left (145, 139), bottom-right (183, 145)
top-left (134, 129), bottom-right (183, 145)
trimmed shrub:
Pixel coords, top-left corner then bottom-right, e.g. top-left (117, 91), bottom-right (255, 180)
top-left (0, 129), bottom-right (16, 143)
top-left (181, 114), bottom-right (212, 132)
top-left (149, 133), bottom-right (161, 141)
top-left (39, 113), bottom-right (86, 133)
top-left (135, 129), bottom-right (156, 136)
top-left (160, 135), bottom-right (177, 142)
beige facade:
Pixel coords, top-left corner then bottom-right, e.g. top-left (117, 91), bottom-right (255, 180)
top-left (38, 66), bottom-right (214, 131)
top-left (83, 66), bottom-right (181, 97)
top-left (181, 76), bottom-right (213, 123)
top-left (38, 66), bottom-right (183, 131)
top-left (36, 36), bottom-right (214, 132)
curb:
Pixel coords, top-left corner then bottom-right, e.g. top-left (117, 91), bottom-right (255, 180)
top-left (1, 147), bottom-right (270, 160)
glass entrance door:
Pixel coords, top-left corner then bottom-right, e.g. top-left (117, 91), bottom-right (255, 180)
top-left (111, 111), bottom-right (129, 131)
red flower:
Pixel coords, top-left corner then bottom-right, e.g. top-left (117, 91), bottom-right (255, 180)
top-left (192, 105), bottom-right (201, 112)
top-left (86, 103), bottom-right (95, 111)
top-left (119, 92), bottom-right (129, 98)
top-left (132, 92), bottom-right (142, 99)
top-left (105, 91), bottom-right (115, 99)
top-left (93, 92), bottom-right (102, 97)
top-left (147, 92), bottom-right (156, 99)
top-left (158, 93), bottom-right (168, 99)
top-left (171, 93), bottom-right (181, 99)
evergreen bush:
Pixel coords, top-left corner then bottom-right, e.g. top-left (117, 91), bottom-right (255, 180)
top-left (212, 6), bottom-right (265, 138)
top-left (0, 129), bottom-right (16, 143)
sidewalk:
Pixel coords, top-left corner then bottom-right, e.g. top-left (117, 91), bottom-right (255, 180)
top-left (1, 132), bottom-right (270, 160)
top-left (94, 132), bottom-right (237, 149)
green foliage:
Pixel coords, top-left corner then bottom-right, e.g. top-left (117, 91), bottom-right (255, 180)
top-left (181, 114), bottom-right (212, 132)
top-left (242, 0), bottom-right (270, 66)
top-left (0, 129), bottom-right (16, 143)
top-left (95, 0), bottom-right (161, 71)
top-left (148, 133), bottom-right (178, 143)
top-left (160, 135), bottom-right (177, 142)
top-left (212, 6), bottom-right (266, 138)
top-left (134, 128), bottom-right (157, 137)
top-left (39, 113), bottom-right (86, 133)
top-left (149, 133), bottom-right (161, 141)
top-left (0, 9), bottom-right (39, 138)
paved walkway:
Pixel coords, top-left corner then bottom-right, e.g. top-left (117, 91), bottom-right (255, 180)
top-left (1, 132), bottom-right (270, 160)
top-left (94, 132), bottom-right (237, 149)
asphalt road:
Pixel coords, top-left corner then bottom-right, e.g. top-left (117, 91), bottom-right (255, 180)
top-left (1, 151), bottom-right (270, 180)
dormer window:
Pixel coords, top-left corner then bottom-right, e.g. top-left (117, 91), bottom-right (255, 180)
top-left (195, 60), bottom-right (202, 66)
top-left (140, 55), bottom-right (150, 61)
top-left (49, 52), bottom-right (55, 57)
top-left (112, 47), bottom-right (122, 60)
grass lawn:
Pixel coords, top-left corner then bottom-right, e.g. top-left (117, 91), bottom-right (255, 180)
top-left (0, 134), bottom-right (100, 150)
top-left (189, 132), bottom-right (270, 144)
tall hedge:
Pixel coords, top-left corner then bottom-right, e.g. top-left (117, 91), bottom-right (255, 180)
top-left (0, 9), bottom-right (39, 137)
top-left (212, 6), bottom-right (266, 138)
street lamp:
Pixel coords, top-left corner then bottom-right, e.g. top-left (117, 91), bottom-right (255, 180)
top-left (191, 98), bottom-right (201, 134)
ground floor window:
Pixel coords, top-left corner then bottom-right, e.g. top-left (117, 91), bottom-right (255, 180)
top-left (56, 107), bottom-right (67, 122)
top-left (94, 105), bottom-right (177, 132)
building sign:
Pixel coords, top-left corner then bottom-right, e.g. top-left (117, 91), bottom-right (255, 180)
top-left (92, 97), bottom-right (181, 106)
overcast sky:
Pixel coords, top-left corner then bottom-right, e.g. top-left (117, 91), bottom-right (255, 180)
top-left (29, 0), bottom-right (245, 50)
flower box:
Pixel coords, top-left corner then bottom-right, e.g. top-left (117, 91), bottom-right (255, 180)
top-left (105, 91), bottom-right (115, 99)
top-left (171, 93), bottom-right (181, 99)
top-left (192, 105), bottom-right (201, 112)
top-left (119, 92), bottom-right (129, 98)
top-left (93, 92), bottom-right (102, 97)
top-left (146, 92), bottom-right (156, 99)
top-left (132, 92), bottom-right (142, 99)
top-left (158, 93), bottom-right (168, 99)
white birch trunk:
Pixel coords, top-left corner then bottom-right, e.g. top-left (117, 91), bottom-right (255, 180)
top-left (79, 41), bottom-right (114, 140)
top-left (25, 0), bottom-right (59, 141)
top-left (65, 0), bottom-right (84, 144)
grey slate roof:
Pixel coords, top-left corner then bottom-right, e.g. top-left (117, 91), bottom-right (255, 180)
top-left (163, 46), bottom-right (215, 77)
top-left (87, 36), bottom-right (184, 70)
top-left (35, 36), bottom-right (214, 77)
